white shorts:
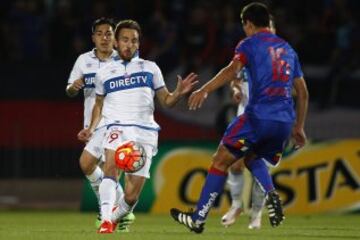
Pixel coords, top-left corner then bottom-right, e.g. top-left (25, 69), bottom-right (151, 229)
top-left (84, 126), bottom-right (107, 161)
top-left (103, 124), bottom-right (158, 178)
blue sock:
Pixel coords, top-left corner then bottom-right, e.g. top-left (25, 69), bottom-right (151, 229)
top-left (192, 167), bottom-right (227, 224)
top-left (246, 158), bottom-right (274, 193)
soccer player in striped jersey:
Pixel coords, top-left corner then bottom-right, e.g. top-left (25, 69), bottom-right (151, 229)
top-left (221, 17), bottom-right (276, 230)
top-left (78, 19), bottom-right (198, 233)
top-left (66, 18), bottom-right (133, 231)
top-left (171, 2), bottom-right (308, 233)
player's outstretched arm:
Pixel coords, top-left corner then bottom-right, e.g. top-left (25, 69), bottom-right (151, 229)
top-left (188, 60), bottom-right (243, 110)
top-left (156, 72), bottom-right (198, 108)
top-left (77, 95), bottom-right (104, 142)
top-left (292, 77), bottom-right (309, 148)
top-left (66, 78), bottom-right (85, 97)
top-left (88, 95), bottom-right (104, 132)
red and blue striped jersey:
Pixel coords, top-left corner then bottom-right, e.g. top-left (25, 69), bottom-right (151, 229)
top-left (233, 30), bottom-right (303, 123)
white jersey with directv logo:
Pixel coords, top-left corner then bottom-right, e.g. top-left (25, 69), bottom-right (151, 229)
top-left (67, 49), bottom-right (118, 128)
top-left (95, 56), bottom-right (165, 131)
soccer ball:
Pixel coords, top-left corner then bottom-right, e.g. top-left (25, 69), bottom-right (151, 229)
top-left (114, 141), bottom-right (146, 173)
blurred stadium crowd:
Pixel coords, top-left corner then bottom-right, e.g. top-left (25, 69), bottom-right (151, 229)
top-left (0, 0), bottom-right (359, 107)
top-left (0, 0), bottom-right (358, 63)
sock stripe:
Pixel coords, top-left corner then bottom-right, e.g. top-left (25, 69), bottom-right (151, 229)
top-left (208, 167), bottom-right (227, 176)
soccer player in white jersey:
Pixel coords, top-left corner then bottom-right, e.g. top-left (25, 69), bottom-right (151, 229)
top-left (66, 18), bottom-right (133, 231)
top-left (77, 19), bottom-right (198, 234)
top-left (221, 18), bottom-right (277, 230)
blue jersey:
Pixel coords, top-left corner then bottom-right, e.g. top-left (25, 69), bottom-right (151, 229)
top-left (233, 30), bottom-right (303, 123)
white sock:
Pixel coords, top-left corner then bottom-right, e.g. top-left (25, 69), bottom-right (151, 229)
top-left (86, 166), bottom-right (103, 205)
top-left (227, 171), bottom-right (244, 208)
top-left (99, 177), bottom-right (117, 222)
top-left (251, 179), bottom-right (265, 214)
top-left (114, 183), bottom-right (124, 206)
top-left (111, 196), bottom-right (137, 223)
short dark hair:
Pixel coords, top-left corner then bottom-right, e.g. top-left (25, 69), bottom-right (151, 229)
top-left (241, 2), bottom-right (270, 28)
top-left (115, 19), bottom-right (142, 40)
top-left (91, 17), bottom-right (115, 33)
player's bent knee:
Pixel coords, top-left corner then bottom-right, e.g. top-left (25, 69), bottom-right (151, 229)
top-left (211, 155), bottom-right (231, 172)
top-left (211, 145), bottom-right (236, 171)
top-left (102, 158), bottom-right (118, 178)
top-left (230, 159), bottom-right (245, 173)
top-left (79, 151), bottom-right (98, 175)
top-left (102, 164), bottom-right (118, 178)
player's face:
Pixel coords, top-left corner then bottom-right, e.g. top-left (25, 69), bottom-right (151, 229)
top-left (115, 28), bottom-right (139, 61)
top-left (92, 24), bottom-right (114, 53)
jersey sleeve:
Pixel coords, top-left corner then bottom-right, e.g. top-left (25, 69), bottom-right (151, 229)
top-left (68, 55), bottom-right (83, 84)
top-left (233, 39), bottom-right (250, 66)
top-left (293, 53), bottom-right (304, 78)
top-left (152, 63), bottom-right (165, 90)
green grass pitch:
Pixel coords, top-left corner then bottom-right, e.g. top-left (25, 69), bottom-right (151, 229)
top-left (0, 211), bottom-right (359, 240)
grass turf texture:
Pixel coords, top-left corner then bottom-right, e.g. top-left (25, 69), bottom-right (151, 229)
top-left (0, 211), bottom-right (359, 240)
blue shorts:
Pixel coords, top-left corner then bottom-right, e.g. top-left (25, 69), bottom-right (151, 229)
top-left (221, 114), bottom-right (293, 166)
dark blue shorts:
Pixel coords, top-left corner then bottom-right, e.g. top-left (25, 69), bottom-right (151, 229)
top-left (221, 114), bottom-right (293, 166)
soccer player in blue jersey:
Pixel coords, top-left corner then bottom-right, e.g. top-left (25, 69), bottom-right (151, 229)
top-left (170, 2), bottom-right (308, 233)
top-left (221, 17), bottom-right (276, 230)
